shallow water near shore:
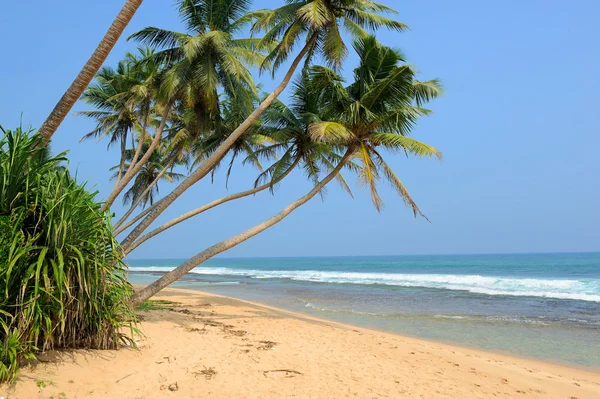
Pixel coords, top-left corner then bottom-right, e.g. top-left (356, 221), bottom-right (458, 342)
top-left (128, 252), bottom-right (600, 368)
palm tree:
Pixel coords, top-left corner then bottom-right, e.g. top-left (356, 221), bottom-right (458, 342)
top-left (114, 94), bottom-right (273, 235)
top-left (128, 0), bottom-right (267, 132)
top-left (112, 0), bottom-right (269, 223)
top-left (253, 0), bottom-right (407, 71)
top-left (78, 63), bottom-right (139, 185)
top-left (168, 94), bottom-right (275, 183)
top-left (118, 47), bottom-right (164, 172)
top-left (120, 0), bottom-right (408, 250)
top-left (38, 0), bottom-right (146, 143)
top-left (121, 80), bottom-right (356, 253)
top-left (113, 142), bottom-right (184, 211)
top-left (309, 37), bottom-right (444, 214)
top-left (130, 37), bottom-right (441, 304)
top-left (78, 48), bottom-right (170, 212)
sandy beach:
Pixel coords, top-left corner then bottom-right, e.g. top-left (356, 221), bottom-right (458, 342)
top-left (3, 287), bottom-right (599, 399)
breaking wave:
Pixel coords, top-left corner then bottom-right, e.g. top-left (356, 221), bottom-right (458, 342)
top-left (129, 266), bottom-right (600, 302)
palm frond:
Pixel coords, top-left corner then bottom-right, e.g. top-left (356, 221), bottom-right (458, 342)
top-left (370, 133), bottom-right (442, 160)
top-left (412, 79), bottom-right (443, 107)
top-left (309, 121), bottom-right (354, 143)
top-left (372, 149), bottom-right (428, 220)
top-left (128, 27), bottom-right (187, 49)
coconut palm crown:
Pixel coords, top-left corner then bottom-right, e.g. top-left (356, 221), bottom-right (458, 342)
top-left (250, 0), bottom-right (408, 73)
top-left (129, 0), bottom-right (270, 131)
top-left (302, 36), bottom-right (443, 215)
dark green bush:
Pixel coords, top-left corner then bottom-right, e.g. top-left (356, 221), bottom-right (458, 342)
top-left (0, 126), bottom-right (135, 383)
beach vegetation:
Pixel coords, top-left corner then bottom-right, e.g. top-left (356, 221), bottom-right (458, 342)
top-left (10, 0), bottom-right (442, 316)
top-left (0, 127), bottom-right (135, 383)
top-left (130, 35), bottom-right (441, 303)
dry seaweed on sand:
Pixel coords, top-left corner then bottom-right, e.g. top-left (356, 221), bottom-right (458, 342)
top-left (194, 367), bottom-right (217, 380)
top-left (257, 341), bottom-right (277, 350)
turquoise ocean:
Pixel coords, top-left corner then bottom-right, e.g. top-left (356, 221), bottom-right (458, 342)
top-left (128, 252), bottom-right (600, 368)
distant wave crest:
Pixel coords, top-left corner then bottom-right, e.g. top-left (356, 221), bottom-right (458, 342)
top-left (130, 266), bottom-right (600, 302)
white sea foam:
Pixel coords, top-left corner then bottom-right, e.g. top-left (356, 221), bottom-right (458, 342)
top-left (129, 266), bottom-right (600, 302)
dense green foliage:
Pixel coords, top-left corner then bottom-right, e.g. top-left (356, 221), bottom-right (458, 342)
top-left (79, 1), bottom-right (442, 264)
top-left (0, 127), bottom-right (135, 383)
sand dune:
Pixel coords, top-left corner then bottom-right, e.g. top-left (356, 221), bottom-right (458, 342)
top-left (3, 287), bottom-right (599, 398)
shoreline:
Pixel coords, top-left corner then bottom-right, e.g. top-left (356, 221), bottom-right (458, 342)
top-left (4, 286), bottom-right (600, 398)
top-left (161, 286), bottom-right (600, 373)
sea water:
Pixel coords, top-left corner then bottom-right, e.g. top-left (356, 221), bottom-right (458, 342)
top-left (127, 252), bottom-right (600, 368)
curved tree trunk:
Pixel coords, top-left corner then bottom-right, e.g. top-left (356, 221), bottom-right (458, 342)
top-left (129, 148), bottom-right (353, 306)
top-left (101, 102), bottom-right (172, 212)
top-left (120, 33), bottom-right (320, 250)
top-left (114, 198), bottom-right (163, 235)
top-left (38, 0), bottom-right (145, 143)
top-left (113, 161), bottom-right (173, 231)
top-left (123, 158), bottom-right (300, 254)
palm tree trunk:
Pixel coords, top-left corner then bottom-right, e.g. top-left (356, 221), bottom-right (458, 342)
top-left (115, 134), bottom-right (127, 185)
top-left (129, 148), bottom-right (353, 306)
top-left (101, 102), bottom-right (172, 212)
top-left (114, 198), bottom-right (163, 235)
top-left (120, 33), bottom-right (320, 250)
top-left (38, 0), bottom-right (145, 143)
top-left (113, 161), bottom-right (173, 231)
top-left (128, 110), bottom-right (149, 171)
top-left (123, 158), bottom-right (300, 254)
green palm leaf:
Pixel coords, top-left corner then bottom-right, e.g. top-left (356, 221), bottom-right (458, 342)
top-left (309, 121), bottom-right (354, 143)
top-left (370, 133), bottom-right (442, 159)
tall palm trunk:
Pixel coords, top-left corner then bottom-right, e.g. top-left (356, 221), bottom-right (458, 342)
top-left (101, 102), bottom-right (172, 212)
top-left (128, 110), bottom-right (149, 171)
top-left (38, 0), bottom-right (145, 143)
top-left (129, 148), bottom-right (353, 306)
top-left (123, 158), bottom-right (300, 254)
top-left (113, 161), bottom-right (173, 231)
top-left (115, 134), bottom-right (127, 185)
top-left (120, 33), bottom-right (320, 250)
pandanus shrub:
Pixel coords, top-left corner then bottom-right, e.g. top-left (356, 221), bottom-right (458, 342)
top-left (0, 126), bottom-right (135, 383)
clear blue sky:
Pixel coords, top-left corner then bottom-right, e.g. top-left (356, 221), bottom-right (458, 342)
top-left (1, 0), bottom-right (598, 259)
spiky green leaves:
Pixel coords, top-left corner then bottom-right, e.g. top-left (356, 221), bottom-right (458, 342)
top-left (0, 126), bottom-right (136, 383)
top-left (128, 1), bottom-right (267, 129)
top-left (309, 121), bottom-right (354, 143)
top-left (297, 0), bottom-right (331, 28)
top-left (250, 0), bottom-right (409, 73)
top-left (277, 36), bottom-right (442, 214)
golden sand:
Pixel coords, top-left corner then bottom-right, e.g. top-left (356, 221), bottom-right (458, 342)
top-left (3, 287), bottom-right (599, 398)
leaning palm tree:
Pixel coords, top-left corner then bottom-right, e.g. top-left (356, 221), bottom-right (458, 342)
top-left (38, 0), bottom-right (146, 143)
top-left (106, 0), bottom-right (269, 215)
top-left (114, 92), bottom-right (275, 236)
top-left (120, 0), bottom-right (408, 250)
top-left (130, 36), bottom-right (441, 304)
top-left (121, 79), bottom-right (356, 253)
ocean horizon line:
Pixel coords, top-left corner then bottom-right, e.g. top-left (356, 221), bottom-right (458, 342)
top-left (126, 250), bottom-right (600, 262)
